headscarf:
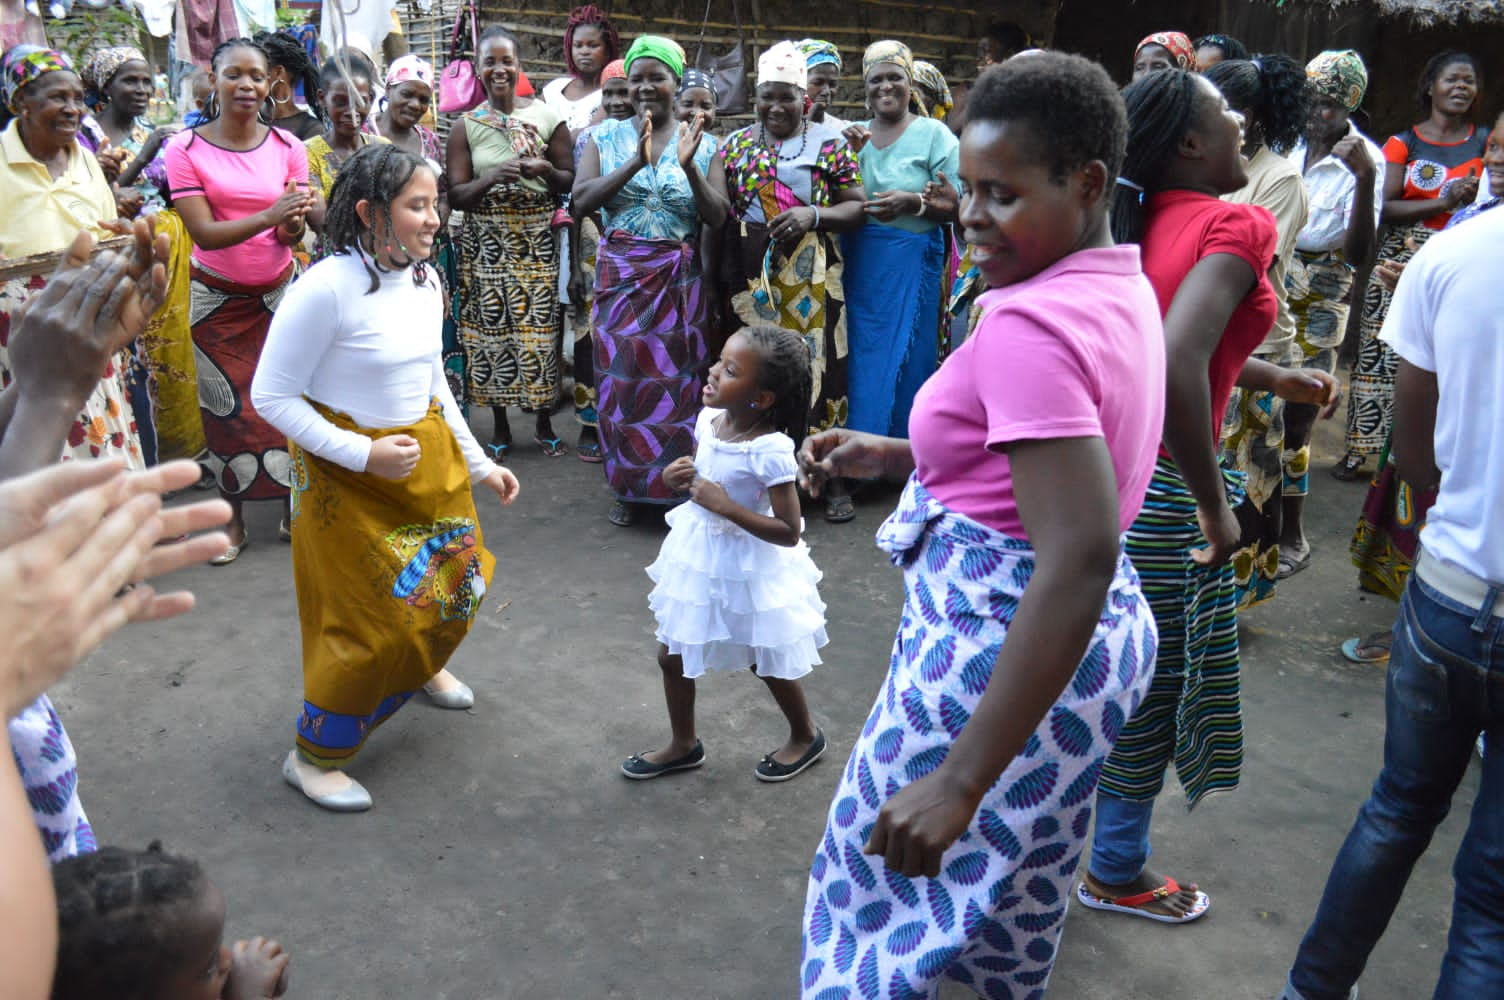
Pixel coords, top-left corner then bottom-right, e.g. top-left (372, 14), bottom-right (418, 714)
top-left (3, 46), bottom-right (72, 114)
top-left (912, 60), bottom-right (952, 118)
top-left (1306, 49), bottom-right (1368, 112)
top-left (678, 67), bottom-right (718, 102)
top-left (623, 35), bottom-right (685, 81)
top-left (601, 59), bottom-right (626, 82)
top-left (80, 45), bottom-right (146, 101)
top-left (757, 40), bottom-right (807, 90)
top-left (1134, 32), bottom-right (1196, 70)
top-left (862, 40), bottom-right (914, 81)
top-left (796, 38), bottom-right (841, 72)
top-left (564, 5), bottom-right (621, 77)
top-left (385, 54), bottom-right (434, 92)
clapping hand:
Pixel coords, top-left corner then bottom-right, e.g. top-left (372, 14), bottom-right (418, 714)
top-left (841, 123), bottom-right (871, 154)
top-left (677, 112), bottom-right (705, 171)
top-left (922, 172), bottom-right (959, 218)
top-left (797, 429), bottom-right (887, 496)
top-left (8, 222), bottom-right (168, 410)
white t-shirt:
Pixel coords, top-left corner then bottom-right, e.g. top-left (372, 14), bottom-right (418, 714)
top-left (251, 251), bottom-right (495, 483)
top-left (1286, 122), bottom-right (1385, 254)
top-left (1380, 206), bottom-right (1504, 583)
top-left (542, 76), bottom-right (602, 133)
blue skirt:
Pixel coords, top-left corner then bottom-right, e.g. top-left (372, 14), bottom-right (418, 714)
top-left (842, 224), bottom-right (946, 438)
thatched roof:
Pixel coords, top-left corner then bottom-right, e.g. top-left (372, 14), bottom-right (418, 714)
top-left (1286, 0), bottom-right (1504, 25)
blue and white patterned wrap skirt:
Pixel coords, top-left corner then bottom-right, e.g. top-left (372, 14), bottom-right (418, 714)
top-left (800, 475), bottom-right (1156, 999)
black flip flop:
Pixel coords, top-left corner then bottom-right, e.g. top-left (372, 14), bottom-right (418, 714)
top-left (755, 729), bottom-right (827, 783)
top-left (621, 741), bottom-right (706, 780)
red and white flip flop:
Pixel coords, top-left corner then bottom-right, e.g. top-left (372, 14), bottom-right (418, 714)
top-left (1076, 878), bottom-right (1211, 924)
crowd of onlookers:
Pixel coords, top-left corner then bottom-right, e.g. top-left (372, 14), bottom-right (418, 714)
top-left (0, 10), bottom-right (1498, 998)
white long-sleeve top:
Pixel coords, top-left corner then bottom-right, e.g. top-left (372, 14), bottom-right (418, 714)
top-left (251, 252), bottom-right (496, 483)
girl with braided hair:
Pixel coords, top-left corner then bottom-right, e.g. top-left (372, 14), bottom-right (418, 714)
top-left (255, 28), bottom-right (323, 142)
top-left (1079, 68), bottom-right (1331, 925)
top-left (252, 144), bottom-right (518, 812)
top-left (621, 325), bottom-right (828, 783)
top-left (51, 843), bottom-right (289, 1000)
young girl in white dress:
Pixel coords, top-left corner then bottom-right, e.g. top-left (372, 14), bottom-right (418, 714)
top-left (622, 326), bottom-right (829, 783)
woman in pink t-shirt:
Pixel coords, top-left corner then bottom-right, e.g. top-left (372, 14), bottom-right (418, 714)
top-left (796, 54), bottom-right (1163, 998)
top-left (1078, 69), bottom-right (1337, 927)
top-left (164, 36), bottom-right (314, 564)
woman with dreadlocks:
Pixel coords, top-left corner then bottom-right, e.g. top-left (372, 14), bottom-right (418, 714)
top-left (542, 4), bottom-right (621, 135)
top-left (253, 145), bottom-right (518, 812)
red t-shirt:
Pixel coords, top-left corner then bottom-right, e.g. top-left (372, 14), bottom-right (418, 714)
top-left (1382, 125), bottom-right (1491, 230)
top-left (1141, 190), bottom-right (1278, 449)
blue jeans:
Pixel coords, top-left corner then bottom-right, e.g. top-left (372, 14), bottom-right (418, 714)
top-left (1282, 574), bottom-right (1504, 1000)
top-left (1088, 792), bottom-right (1155, 884)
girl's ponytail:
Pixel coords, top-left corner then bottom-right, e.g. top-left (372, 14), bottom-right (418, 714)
top-left (742, 325), bottom-right (813, 445)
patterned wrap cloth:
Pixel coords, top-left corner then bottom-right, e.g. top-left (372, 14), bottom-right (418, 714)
top-left (9, 695), bottom-right (96, 863)
top-left (1135, 31), bottom-right (1196, 70)
top-left (1306, 49), bottom-right (1368, 111)
top-left (1098, 456), bottom-right (1248, 809)
top-left (912, 61), bottom-right (953, 119)
top-left (796, 38), bottom-right (842, 71)
top-left (3, 45), bottom-right (70, 113)
top-left (79, 44), bottom-right (145, 105)
top-left (592, 233), bottom-right (707, 502)
top-left (801, 475), bottom-right (1156, 997)
top-left (678, 67), bottom-right (717, 101)
top-left (291, 399), bottom-right (494, 768)
top-left (862, 39), bottom-right (913, 80)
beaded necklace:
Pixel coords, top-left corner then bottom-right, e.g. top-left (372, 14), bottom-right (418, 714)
top-left (758, 119), bottom-right (808, 162)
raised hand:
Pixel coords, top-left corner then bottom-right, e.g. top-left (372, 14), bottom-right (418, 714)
top-left (677, 112), bottom-right (704, 170)
top-left (8, 221), bottom-right (169, 409)
top-left (842, 123), bottom-right (871, 154)
top-left (797, 428), bottom-right (890, 496)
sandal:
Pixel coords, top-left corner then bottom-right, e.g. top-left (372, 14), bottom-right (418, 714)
top-left (1075, 878), bottom-right (1210, 924)
top-left (755, 729), bottom-right (827, 783)
top-left (607, 499), bottom-right (635, 527)
top-left (485, 441), bottom-right (511, 462)
top-left (534, 435), bottom-right (569, 458)
top-left (1341, 631), bottom-right (1393, 665)
top-left (1276, 546), bottom-right (1311, 580)
top-left (1332, 452), bottom-right (1367, 481)
top-left (621, 741), bottom-right (705, 780)
top-left (824, 495), bottom-right (856, 524)
top-left (577, 438), bottom-right (603, 463)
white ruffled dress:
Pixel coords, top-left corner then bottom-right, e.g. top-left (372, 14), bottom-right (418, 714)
top-left (647, 408), bottom-right (828, 680)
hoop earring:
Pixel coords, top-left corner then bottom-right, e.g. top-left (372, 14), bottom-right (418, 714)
top-left (204, 91), bottom-right (220, 120)
top-left (260, 96), bottom-right (276, 124)
top-left (271, 80), bottom-right (293, 106)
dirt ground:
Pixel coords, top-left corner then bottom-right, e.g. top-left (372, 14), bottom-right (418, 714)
top-left (56, 412), bottom-right (1477, 999)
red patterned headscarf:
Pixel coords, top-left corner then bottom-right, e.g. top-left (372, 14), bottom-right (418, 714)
top-left (1135, 31), bottom-right (1196, 70)
top-left (564, 5), bottom-right (621, 77)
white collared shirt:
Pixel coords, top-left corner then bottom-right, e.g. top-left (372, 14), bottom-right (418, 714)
top-left (1287, 122), bottom-right (1385, 254)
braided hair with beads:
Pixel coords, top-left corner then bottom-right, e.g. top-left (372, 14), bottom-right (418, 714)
top-left (1111, 68), bottom-right (1202, 245)
top-left (740, 325), bottom-right (814, 446)
top-left (324, 143), bottom-right (438, 293)
top-left (51, 843), bottom-right (212, 1000)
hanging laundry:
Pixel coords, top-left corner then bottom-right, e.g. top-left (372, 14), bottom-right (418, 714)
top-left (133, 0), bottom-right (173, 37)
top-left (174, 0), bottom-right (238, 66)
top-left (319, 0), bottom-right (397, 64)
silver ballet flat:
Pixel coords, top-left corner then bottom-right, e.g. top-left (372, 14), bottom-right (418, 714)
top-left (282, 751), bottom-right (372, 812)
top-left (423, 678), bottom-right (475, 710)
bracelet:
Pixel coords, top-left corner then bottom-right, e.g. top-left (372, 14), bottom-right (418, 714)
top-left (811, 204), bottom-right (821, 231)
top-left (917, 191), bottom-right (929, 218)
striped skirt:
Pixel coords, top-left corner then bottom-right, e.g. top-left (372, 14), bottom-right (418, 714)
top-left (1099, 455), bottom-right (1245, 809)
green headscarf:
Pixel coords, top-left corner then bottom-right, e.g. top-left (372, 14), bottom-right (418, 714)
top-left (623, 35), bottom-right (685, 81)
top-left (1306, 49), bottom-right (1368, 112)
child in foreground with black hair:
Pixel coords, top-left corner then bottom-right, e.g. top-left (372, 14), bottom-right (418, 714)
top-left (253, 145), bottom-right (518, 812)
top-left (51, 844), bottom-right (289, 1000)
top-left (621, 326), bottom-right (829, 784)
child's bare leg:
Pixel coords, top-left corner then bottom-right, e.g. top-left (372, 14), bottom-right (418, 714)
top-left (637, 645), bottom-right (698, 764)
top-left (222, 936), bottom-right (290, 1000)
top-left (758, 674), bottom-right (820, 765)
